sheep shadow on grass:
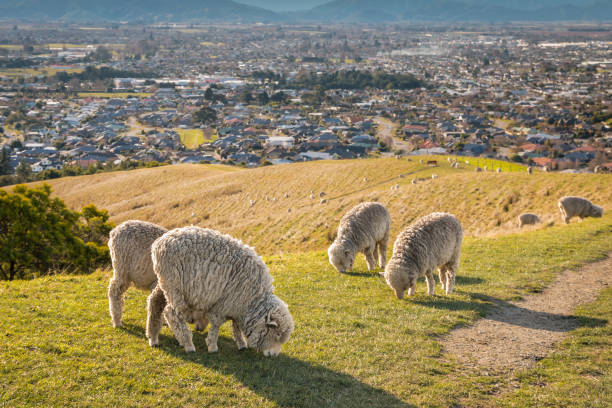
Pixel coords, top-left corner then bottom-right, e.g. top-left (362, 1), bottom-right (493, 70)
top-left (121, 323), bottom-right (414, 408)
top-left (411, 292), bottom-right (607, 333)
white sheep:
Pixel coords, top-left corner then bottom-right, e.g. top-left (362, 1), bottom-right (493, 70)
top-left (483, 165), bottom-right (488, 172)
top-left (249, 199), bottom-right (255, 206)
top-left (496, 168), bottom-right (501, 173)
top-left (411, 179), bottom-right (418, 184)
top-left (431, 174), bottom-right (438, 179)
top-left (309, 193), bottom-right (315, 199)
top-left (321, 198), bottom-right (327, 204)
top-left (527, 166), bottom-right (533, 174)
top-left (107, 220), bottom-right (208, 330)
top-left (517, 213), bottom-right (541, 227)
top-left (384, 212), bottom-right (462, 298)
top-left (146, 227), bottom-right (294, 356)
top-left (558, 196), bottom-right (603, 224)
top-left (328, 202), bottom-right (391, 273)
top-left (475, 167), bottom-right (482, 172)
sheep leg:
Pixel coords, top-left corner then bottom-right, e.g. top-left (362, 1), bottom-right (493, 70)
top-left (164, 304), bottom-right (195, 352)
top-left (206, 318), bottom-right (223, 353)
top-left (232, 320), bottom-right (247, 350)
top-left (445, 266), bottom-right (456, 295)
top-left (425, 271), bottom-right (435, 295)
top-left (438, 268), bottom-right (446, 291)
top-left (364, 248), bottom-right (377, 271)
top-left (195, 316), bottom-right (209, 332)
top-left (407, 283), bottom-right (416, 296)
top-left (146, 285), bottom-right (166, 347)
top-left (372, 245), bottom-right (379, 267)
top-left (377, 236), bottom-right (388, 268)
top-left (108, 277), bottom-right (129, 328)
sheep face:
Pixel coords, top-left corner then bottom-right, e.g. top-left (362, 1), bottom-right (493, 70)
top-left (384, 265), bottom-right (415, 299)
top-left (590, 205), bottom-right (603, 218)
top-left (248, 296), bottom-right (294, 357)
top-left (328, 243), bottom-right (355, 273)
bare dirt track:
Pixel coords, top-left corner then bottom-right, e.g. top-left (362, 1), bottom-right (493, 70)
top-left (443, 255), bottom-right (612, 373)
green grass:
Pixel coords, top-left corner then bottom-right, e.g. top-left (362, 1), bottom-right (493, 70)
top-left (176, 128), bottom-right (216, 149)
top-left (1, 215), bottom-right (611, 407)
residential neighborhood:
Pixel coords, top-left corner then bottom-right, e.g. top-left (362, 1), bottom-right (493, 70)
top-left (1, 22), bottom-right (610, 183)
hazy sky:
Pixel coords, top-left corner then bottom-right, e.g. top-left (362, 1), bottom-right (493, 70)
top-left (236, 0), bottom-right (329, 12)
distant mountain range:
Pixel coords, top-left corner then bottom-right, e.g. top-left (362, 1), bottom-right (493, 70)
top-left (0, 0), bottom-right (610, 22)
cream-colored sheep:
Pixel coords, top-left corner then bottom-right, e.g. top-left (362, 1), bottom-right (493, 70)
top-left (384, 213), bottom-right (462, 298)
top-left (146, 227), bottom-right (294, 356)
top-left (328, 202), bottom-right (391, 273)
top-left (558, 196), bottom-right (603, 224)
top-left (517, 213), bottom-right (541, 227)
top-left (108, 220), bottom-right (208, 330)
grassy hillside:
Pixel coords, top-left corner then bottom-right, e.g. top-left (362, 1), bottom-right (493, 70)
top-left (37, 156), bottom-right (612, 255)
top-left (1, 216), bottom-right (611, 407)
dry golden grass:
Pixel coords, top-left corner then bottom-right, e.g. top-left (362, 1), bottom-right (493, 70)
top-left (33, 157), bottom-right (612, 255)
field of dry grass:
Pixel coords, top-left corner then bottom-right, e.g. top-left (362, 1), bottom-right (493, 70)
top-left (31, 156), bottom-right (611, 256)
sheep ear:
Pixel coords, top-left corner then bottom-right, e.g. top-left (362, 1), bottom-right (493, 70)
top-left (344, 249), bottom-right (350, 256)
top-left (265, 312), bottom-right (279, 328)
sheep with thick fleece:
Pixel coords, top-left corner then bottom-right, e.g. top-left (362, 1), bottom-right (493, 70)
top-left (558, 196), bottom-right (603, 224)
top-left (517, 213), bottom-right (541, 227)
top-left (328, 202), bottom-right (391, 273)
top-left (146, 227), bottom-right (294, 356)
top-left (108, 220), bottom-right (208, 330)
top-left (384, 213), bottom-right (462, 298)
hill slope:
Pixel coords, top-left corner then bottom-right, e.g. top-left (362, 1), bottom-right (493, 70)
top-left (292, 0), bottom-right (612, 22)
top-left (37, 156), bottom-right (612, 255)
top-left (0, 0), bottom-right (276, 22)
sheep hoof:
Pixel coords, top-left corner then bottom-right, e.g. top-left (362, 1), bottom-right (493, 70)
top-left (148, 339), bottom-right (159, 347)
top-left (207, 345), bottom-right (218, 353)
top-left (185, 345), bottom-right (196, 353)
top-left (237, 345), bottom-right (247, 351)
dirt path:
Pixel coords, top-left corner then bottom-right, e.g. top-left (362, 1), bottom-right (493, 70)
top-left (374, 117), bottom-right (411, 154)
top-left (443, 255), bottom-right (612, 373)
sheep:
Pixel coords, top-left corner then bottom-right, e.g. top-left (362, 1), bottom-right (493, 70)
top-left (517, 213), bottom-right (541, 227)
top-left (320, 198), bottom-right (327, 204)
top-left (309, 193), bottom-right (315, 199)
top-left (447, 157), bottom-right (452, 163)
top-left (475, 167), bottom-right (482, 172)
top-left (146, 227), bottom-right (294, 356)
top-left (328, 202), bottom-right (391, 273)
top-left (419, 159), bottom-right (424, 164)
top-left (431, 174), bottom-right (438, 179)
top-left (594, 165), bottom-right (601, 174)
top-left (363, 177), bottom-right (369, 182)
top-left (319, 192), bottom-right (326, 197)
top-left (383, 212), bottom-right (462, 298)
top-left (285, 193), bottom-right (290, 198)
top-left (558, 196), bottom-right (603, 224)
top-left (483, 165), bottom-right (488, 172)
top-left (496, 168), bottom-right (502, 173)
top-left (527, 166), bottom-right (533, 174)
top-left (107, 220), bottom-right (209, 330)
top-left (249, 199), bottom-right (255, 206)
top-left (391, 184), bottom-right (400, 190)
top-left (542, 166), bottom-right (549, 172)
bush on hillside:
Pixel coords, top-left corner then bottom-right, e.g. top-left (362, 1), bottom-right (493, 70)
top-left (0, 184), bottom-right (114, 280)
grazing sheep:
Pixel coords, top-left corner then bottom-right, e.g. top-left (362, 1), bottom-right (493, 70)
top-left (249, 199), bottom-right (255, 206)
top-left (542, 166), bottom-right (549, 172)
top-left (384, 213), bottom-right (462, 298)
top-left (146, 227), bottom-right (294, 356)
top-left (465, 160), bottom-right (470, 165)
top-left (527, 166), bottom-right (533, 174)
top-left (320, 198), bottom-right (327, 204)
top-left (419, 159), bottom-right (424, 164)
top-left (496, 168), bottom-right (502, 173)
top-left (320, 192), bottom-right (326, 197)
top-left (309, 193), bottom-right (315, 199)
top-left (328, 202), bottom-right (391, 273)
top-left (558, 196), bottom-right (603, 224)
top-left (484, 165), bottom-right (488, 172)
top-left (391, 184), bottom-right (400, 190)
top-left (431, 174), bottom-right (438, 179)
top-left (594, 165), bottom-right (601, 174)
top-left (447, 157), bottom-right (452, 163)
top-left (475, 167), bottom-right (482, 172)
top-left (411, 179), bottom-right (418, 184)
top-left (399, 174), bottom-right (405, 178)
top-left (363, 177), bottom-right (369, 182)
top-left (108, 220), bottom-right (208, 330)
top-left (517, 213), bottom-right (541, 227)
top-left (285, 193), bottom-right (290, 198)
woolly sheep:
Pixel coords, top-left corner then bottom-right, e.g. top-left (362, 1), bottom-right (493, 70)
top-left (558, 196), bottom-right (603, 224)
top-left (411, 179), bottom-right (418, 184)
top-left (383, 212), bottom-right (462, 298)
top-left (320, 192), bottom-right (326, 197)
top-left (517, 213), bottom-right (541, 227)
top-left (431, 174), bottom-right (438, 179)
top-left (475, 167), bottom-right (482, 172)
top-left (328, 202), bottom-right (391, 273)
top-left (527, 166), bottom-right (533, 174)
top-left (146, 227), bottom-right (294, 356)
top-left (321, 198), bottom-right (327, 204)
top-left (309, 193), bottom-right (315, 199)
top-left (420, 159), bottom-right (424, 164)
top-left (483, 165), bottom-right (488, 172)
top-left (496, 168), bottom-right (501, 173)
top-left (447, 157), bottom-right (452, 163)
top-left (107, 220), bottom-right (209, 330)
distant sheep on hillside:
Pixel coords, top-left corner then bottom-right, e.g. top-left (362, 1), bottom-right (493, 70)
top-left (475, 167), bottom-right (482, 172)
top-left (431, 174), bottom-right (438, 179)
top-left (527, 166), bottom-right (533, 174)
top-left (328, 202), bottom-right (391, 273)
top-left (496, 168), bottom-right (501, 173)
top-left (517, 213), bottom-right (541, 227)
top-left (384, 213), bottom-right (462, 298)
top-left (108, 220), bottom-right (208, 330)
top-left (146, 227), bottom-right (294, 356)
top-left (558, 196), bottom-right (603, 224)
top-left (483, 165), bottom-right (488, 171)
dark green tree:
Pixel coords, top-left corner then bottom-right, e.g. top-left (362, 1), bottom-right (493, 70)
top-left (0, 148), bottom-right (11, 175)
top-left (193, 106), bottom-right (217, 125)
top-left (0, 184), bottom-right (112, 280)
